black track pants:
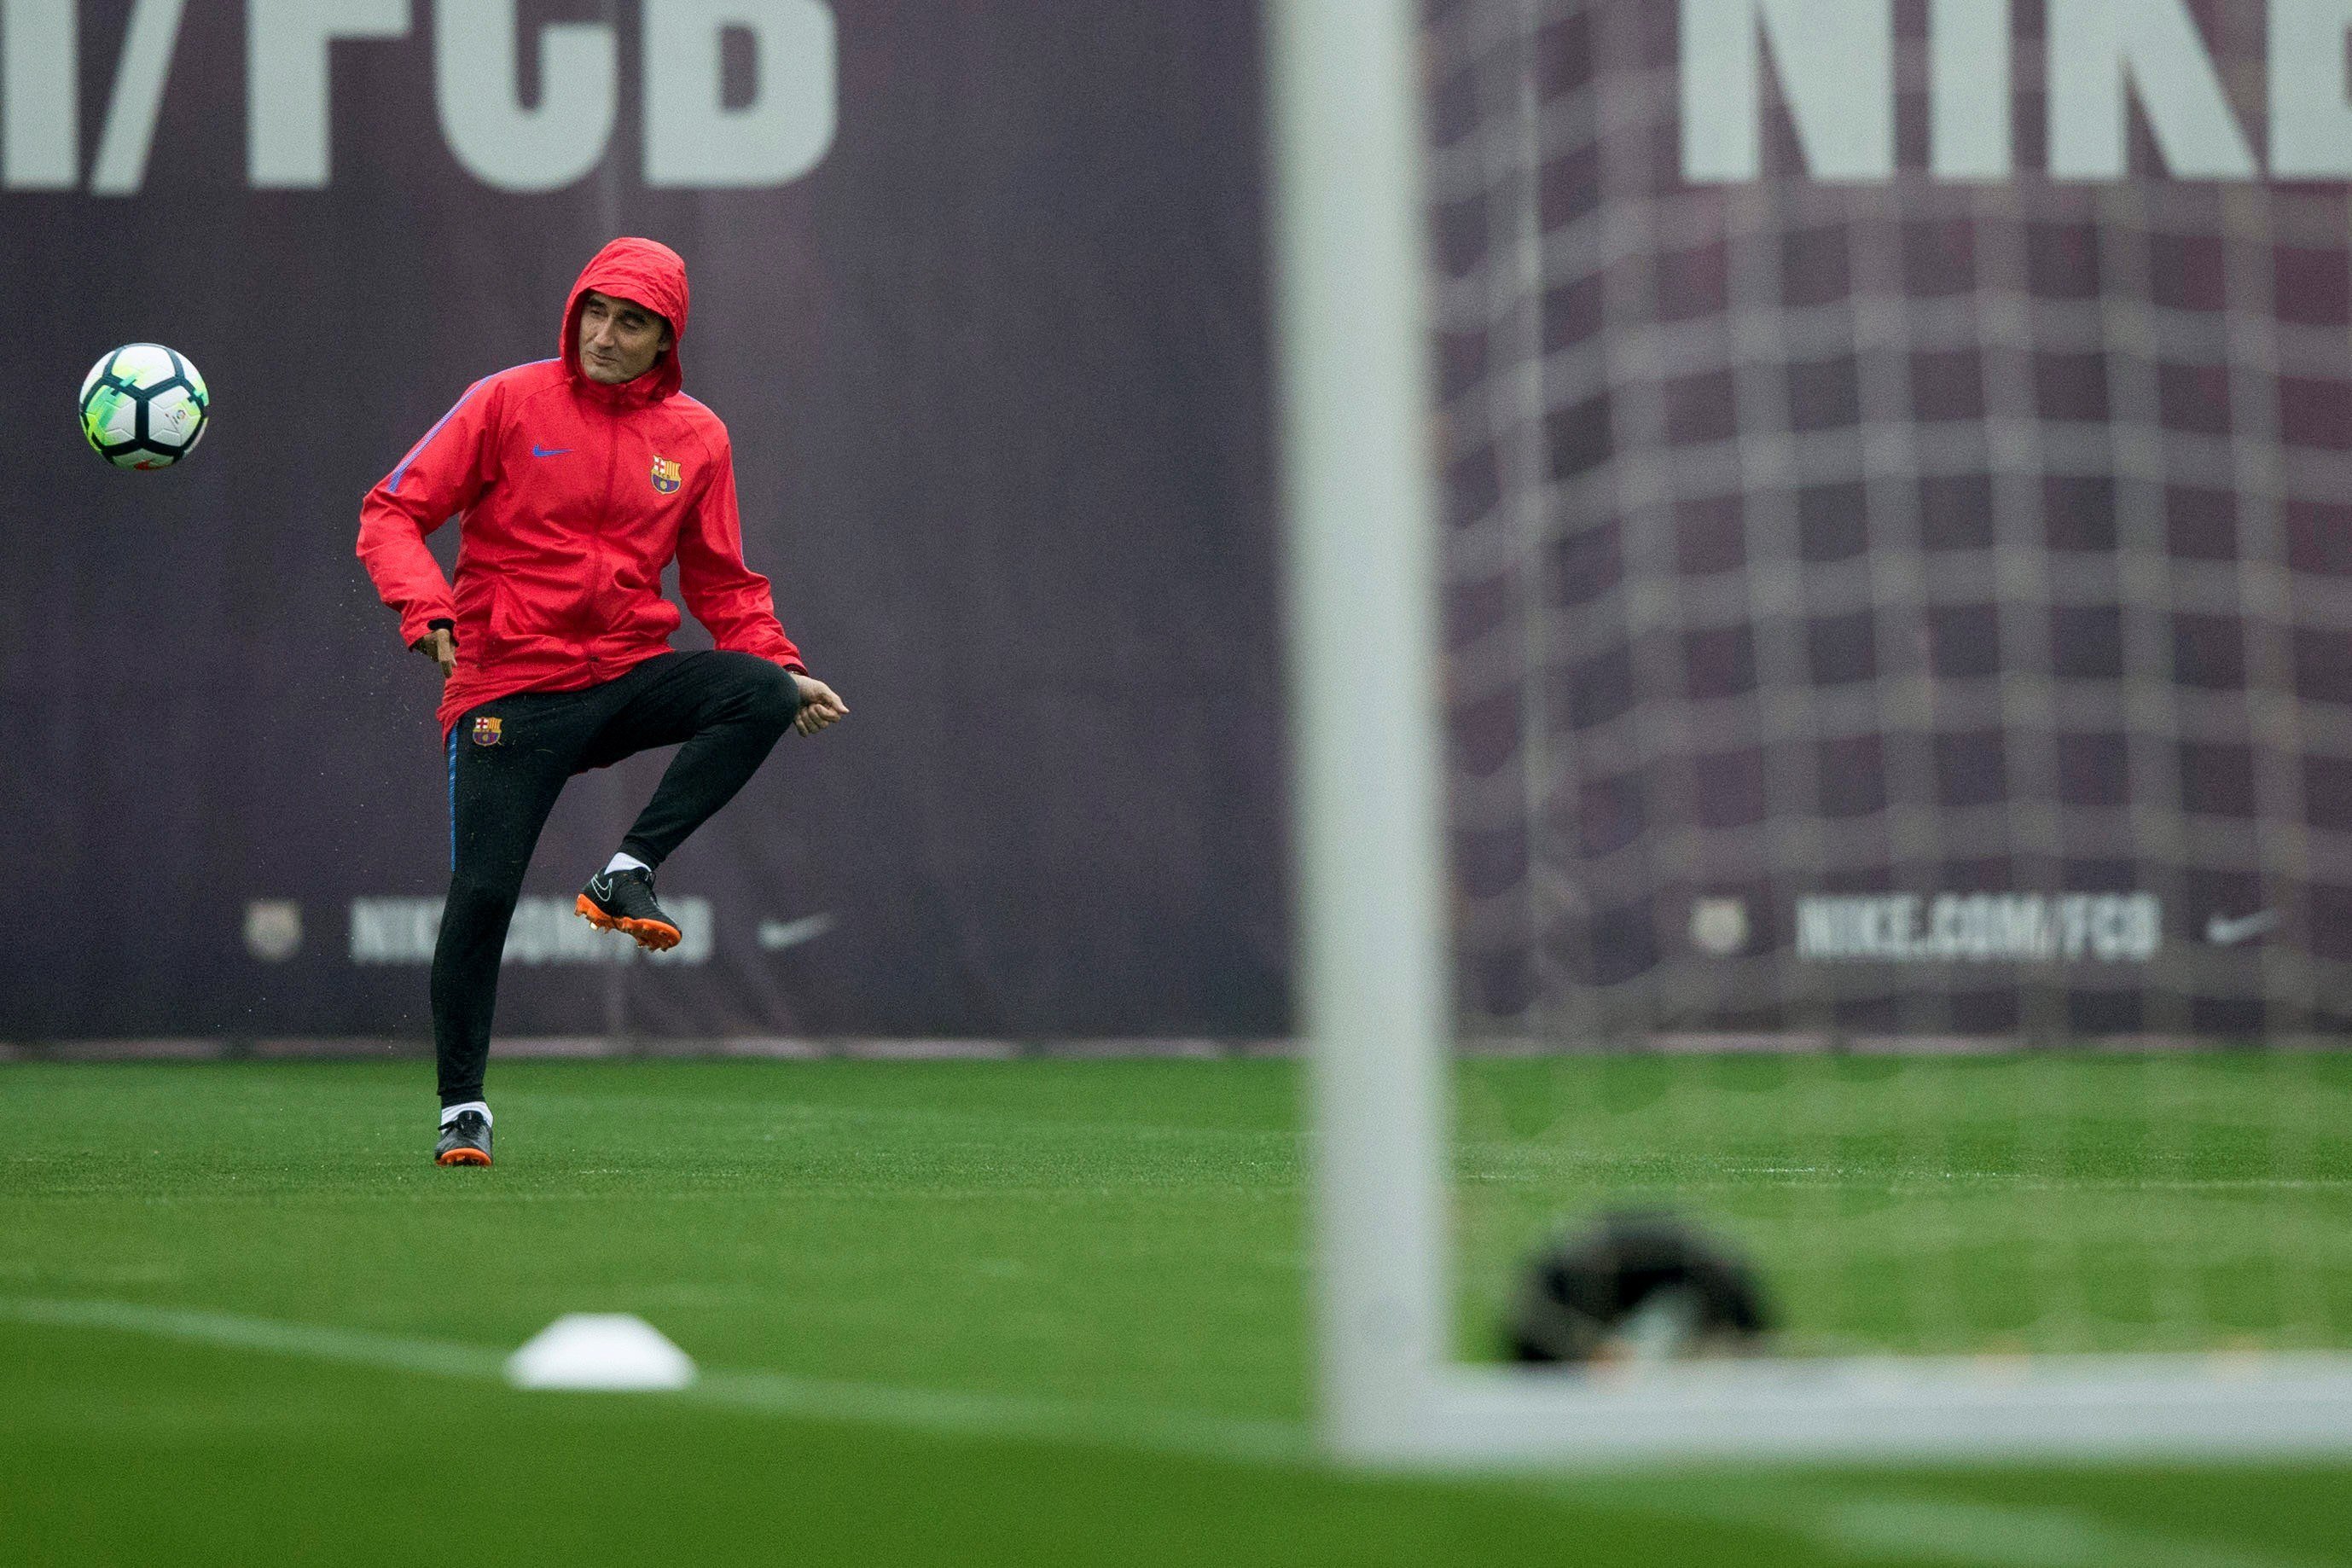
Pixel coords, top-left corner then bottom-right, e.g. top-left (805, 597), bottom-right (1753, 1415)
top-left (431, 651), bottom-right (800, 1106)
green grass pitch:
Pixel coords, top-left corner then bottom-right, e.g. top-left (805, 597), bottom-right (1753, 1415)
top-left (3, 1057), bottom-right (2348, 1566)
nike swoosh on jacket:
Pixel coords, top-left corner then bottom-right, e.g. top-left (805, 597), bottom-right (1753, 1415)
top-left (355, 235), bottom-right (805, 740)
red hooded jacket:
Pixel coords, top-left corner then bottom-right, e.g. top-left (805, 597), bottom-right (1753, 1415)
top-left (357, 237), bottom-right (804, 738)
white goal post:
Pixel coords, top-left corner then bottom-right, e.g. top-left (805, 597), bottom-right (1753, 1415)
top-left (1265, 0), bottom-right (2352, 1466)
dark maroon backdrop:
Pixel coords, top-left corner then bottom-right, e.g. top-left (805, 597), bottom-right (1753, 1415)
top-left (0, 2), bottom-right (1286, 1042)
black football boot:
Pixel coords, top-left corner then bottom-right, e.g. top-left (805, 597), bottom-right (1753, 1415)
top-left (435, 1109), bottom-right (493, 1167)
top-left (575, 865), bottom-right (682, 951)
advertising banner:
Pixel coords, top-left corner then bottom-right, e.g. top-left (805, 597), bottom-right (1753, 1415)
top-left (0, 1), bottom-right (1283, 1042)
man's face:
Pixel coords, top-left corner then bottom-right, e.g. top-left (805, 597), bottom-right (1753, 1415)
top-left (578, 291), bottom-right (674, 386)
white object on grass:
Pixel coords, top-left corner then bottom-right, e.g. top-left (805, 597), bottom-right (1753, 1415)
top-left (504, 1314), bottom-right (696, 1391)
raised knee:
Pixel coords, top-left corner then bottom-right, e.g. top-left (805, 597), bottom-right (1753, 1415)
top-left (742, 662), bottom-right (800, 734)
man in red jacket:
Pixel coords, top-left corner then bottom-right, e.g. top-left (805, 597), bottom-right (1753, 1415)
top-left (358, 236), bottom-right (846, 1167)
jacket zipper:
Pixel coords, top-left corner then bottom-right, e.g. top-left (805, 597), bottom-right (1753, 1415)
top-left (591, 400), bottom-right (621, 677)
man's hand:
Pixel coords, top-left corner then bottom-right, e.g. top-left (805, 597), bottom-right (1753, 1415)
top-left (791, 672), bottom-right (848, 736)
top-left (413, 626), bottom-right (457, 682)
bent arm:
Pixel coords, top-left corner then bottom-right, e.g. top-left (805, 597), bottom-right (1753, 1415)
top-left (677, 441), bottom-right (806, 671)
top-left (356, 379), bottom-right (499, 647)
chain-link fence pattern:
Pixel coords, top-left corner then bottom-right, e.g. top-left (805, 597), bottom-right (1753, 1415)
top-left (1432, 0), bottom-right (2352, 1042)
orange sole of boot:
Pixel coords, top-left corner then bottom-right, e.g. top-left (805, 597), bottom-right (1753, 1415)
top-left (436, 1147), bottom-right (491, 1167)
top-left (575, 893), bottom-right (682, 951)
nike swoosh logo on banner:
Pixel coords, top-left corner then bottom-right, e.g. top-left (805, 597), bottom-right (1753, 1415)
top-left (2205, 910), bottom-right (2280, 946)
top-left (531, 444), bottom-right (573, 457)
top-left (758, 914), bottom-right (838, 952)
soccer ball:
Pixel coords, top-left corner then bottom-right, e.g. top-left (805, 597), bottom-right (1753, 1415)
top-left (79, 343), bottom-right (209, 469)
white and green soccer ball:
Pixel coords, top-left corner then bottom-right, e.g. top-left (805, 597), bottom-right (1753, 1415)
top-left (79, 343), bottom-right (209, 469)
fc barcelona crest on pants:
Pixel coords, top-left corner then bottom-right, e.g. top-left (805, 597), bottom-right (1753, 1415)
top-left (472, 715), bottom-right (502, 746)
top-left (651, 456), bottom-right (682, 494)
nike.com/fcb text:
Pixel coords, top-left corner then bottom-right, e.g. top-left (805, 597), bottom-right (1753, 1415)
top-left (1796, 893), bottom-right (2162, 966)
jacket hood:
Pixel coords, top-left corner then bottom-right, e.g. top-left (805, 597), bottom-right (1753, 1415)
top-left (562, 236), bottom-right (690, 404)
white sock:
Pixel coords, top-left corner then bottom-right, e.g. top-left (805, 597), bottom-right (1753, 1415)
top-left (603, 851), bottom-right (652, 876)
top-left (440, 1101), bottom-right (491, 1128)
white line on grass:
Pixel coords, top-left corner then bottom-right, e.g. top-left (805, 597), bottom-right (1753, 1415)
top-left (686, 1368), bottom-right (1305, 1462)
top-left (1812, 1495), bottom-right (2332, 1568)
top-left (0, 1296), bottom-right (503, 1379)
top-left (3, 1298), bottom-right (2332, 1567)
top-left (0, 1296), bottom-right (1304, 1466)
top-left (1563, 1484), bottom-right (2340, 1568)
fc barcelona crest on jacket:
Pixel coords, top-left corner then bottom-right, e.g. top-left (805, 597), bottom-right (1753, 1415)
top-left (651, 456), bottom-right (682, 494)
top-left (472, 715), bottom-right (503, 746)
